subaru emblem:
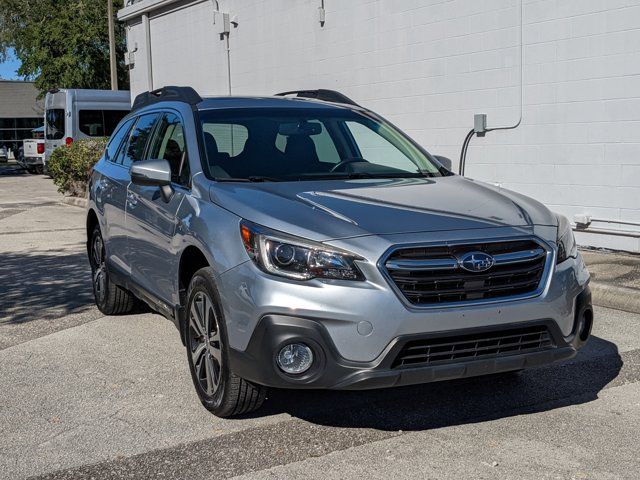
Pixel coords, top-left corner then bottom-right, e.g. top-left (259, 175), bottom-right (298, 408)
top-left (459, 251), bottom-right (495, 273)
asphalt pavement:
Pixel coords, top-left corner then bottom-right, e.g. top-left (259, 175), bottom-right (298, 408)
top-left (1, 162), bottom-right (639, 480)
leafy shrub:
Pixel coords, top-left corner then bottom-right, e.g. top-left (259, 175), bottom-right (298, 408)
top-left (48, 138), bottom-right (107, 197)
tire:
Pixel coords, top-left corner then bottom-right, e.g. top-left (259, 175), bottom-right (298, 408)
top-left (89, 225), bottom-right (136, 315)
top-left (35, 165), bottom-right (44, 174)
top-left (26, 167), bottom-right (35, 174)
top-left (185, 267), bottom-right (266, 417)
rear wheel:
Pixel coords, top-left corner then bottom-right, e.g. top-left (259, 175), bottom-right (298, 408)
top-left (89, 225), bottom-right (136, 315)
top-left (185, 267), bottom-right (266, 417)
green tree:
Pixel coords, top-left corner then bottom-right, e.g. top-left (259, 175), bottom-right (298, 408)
top-left (0, 0), bottom-right (129, 96)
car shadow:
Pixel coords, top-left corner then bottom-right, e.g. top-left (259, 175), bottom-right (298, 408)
top-left (0, 162), bottom-right (28, 177)
top-left (0, 251), bottom-right (94, 324)
top-left (259, 335), bottom-right (622, 431)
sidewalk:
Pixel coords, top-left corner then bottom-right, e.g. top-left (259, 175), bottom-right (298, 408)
top-left (582, 249), bottom-right (640, 314)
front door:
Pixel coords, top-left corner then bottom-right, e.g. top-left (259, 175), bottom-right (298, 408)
top-left (126, 112), bottom-right (191, 306)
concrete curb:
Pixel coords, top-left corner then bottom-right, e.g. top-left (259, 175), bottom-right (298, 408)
top-left (61, 196), bottom-right (87, 208)
top-left (581, 250), bottom-right (640, 314)
top-left (590, 282), bottom-right (640, 314)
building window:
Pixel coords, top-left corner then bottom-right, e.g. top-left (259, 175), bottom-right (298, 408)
top-left (0, 116), bottom-right (44, 150)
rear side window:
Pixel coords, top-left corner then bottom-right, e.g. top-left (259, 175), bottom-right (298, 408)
top-left (117, 113), bottom-right (159, 167)
top-left (105, 117), bottom-right (135, 164)
top-left (79, 110), bottom-right (130, 137)
top-left (46, 109), bottom-right (65, 140)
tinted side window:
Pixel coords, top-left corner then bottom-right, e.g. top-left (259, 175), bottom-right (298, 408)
top-left (118, 114), bottom-right (159, 167)
top-left (79, 110), bottom-right (104, 136)
top-left (104, 110), bottom-right (130, 136)
top-left (46, 109), bottom-right (65, 140)
top-left (105, 118), bottom-right (135, 163)
top-left (79, 110), bottom-right (130, 137)
top-left (149, 113), bottom-right (189, 185)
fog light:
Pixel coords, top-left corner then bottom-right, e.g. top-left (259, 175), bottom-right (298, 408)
top-left (276, 343), bottom-right (313, 374)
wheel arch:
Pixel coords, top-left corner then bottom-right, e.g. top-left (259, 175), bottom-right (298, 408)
top-left (177, 244), bottom-right (211, 344)
top-left (86, 208), bottom-right (99, 257)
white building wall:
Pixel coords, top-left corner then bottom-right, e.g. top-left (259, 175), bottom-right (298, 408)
top-left (120, 0), bottom-right (640, 252)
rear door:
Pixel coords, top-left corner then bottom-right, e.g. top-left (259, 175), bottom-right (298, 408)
top-left (126, 111), bottom-right (190, 305)
top-left (44, 92), bottom-right (67, 164)
top-left (94, 116), bottom-right (136, 273)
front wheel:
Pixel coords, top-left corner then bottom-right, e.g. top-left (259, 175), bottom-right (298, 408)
top-left (89, 225), bottom-right (136, 315)
top-left (185, 267), bottom-right (266, 417)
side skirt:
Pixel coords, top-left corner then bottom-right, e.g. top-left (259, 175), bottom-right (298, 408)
top-left (107, 261), bottom-right (181, 332)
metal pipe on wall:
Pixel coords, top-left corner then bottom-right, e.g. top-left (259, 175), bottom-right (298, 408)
top-left (459, 0), bottom-right (523, 175)
top-left (588, 218), bottom-right (640, 228)
top-left (107, 0), bottom-right (118, 90)
top-left (575, 227), bottom-right (640, 238)
top-left (143, 13), bottom-right (153, 91)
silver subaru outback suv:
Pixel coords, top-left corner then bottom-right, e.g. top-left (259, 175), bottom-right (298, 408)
top-left (87, 87), bottom-right (592, 417)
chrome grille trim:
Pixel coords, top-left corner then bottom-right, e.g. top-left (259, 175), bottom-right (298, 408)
top-left (385, 247), bottom-right (546, 271)
top-left (385, 258), bottom-right (458, 271)
top-left (493, 248), bottom-right (546, 265)
top-left (379, 236), bottom-right (554, 309)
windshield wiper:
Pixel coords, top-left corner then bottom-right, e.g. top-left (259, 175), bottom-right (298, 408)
top-left (295, 172), bottom-right (435, 181)
top-left (214, 176), bottom-right (282, 183)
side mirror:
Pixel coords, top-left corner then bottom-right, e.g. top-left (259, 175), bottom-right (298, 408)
top-left (130, 159), bottom-right (173, 202)
top-left (434, 155), bottom-right (453, 171)
top-left (130, 159), bottom-right (171, 186)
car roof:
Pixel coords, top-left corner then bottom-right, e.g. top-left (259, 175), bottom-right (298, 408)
top-left (195, 95), bottom-right (362, 112)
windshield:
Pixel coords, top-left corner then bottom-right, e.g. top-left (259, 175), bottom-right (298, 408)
top-left (199, 108), bottom-right (442, 181)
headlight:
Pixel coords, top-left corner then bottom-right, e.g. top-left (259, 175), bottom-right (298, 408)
top-left (556, 214), bottom-right (577, 264)
top-left (240, 221), bottom-right (365, 281)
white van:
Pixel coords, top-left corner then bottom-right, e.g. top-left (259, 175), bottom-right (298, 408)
top-left (44, 89), bottom-right (131, 166)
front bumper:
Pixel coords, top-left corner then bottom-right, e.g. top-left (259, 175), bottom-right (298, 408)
top-left (17, 156), bottom-right (44, 168)
top-left (220, 248), bottom-right (590, 361)
top-left (229, 286), bottom-right (592, 390)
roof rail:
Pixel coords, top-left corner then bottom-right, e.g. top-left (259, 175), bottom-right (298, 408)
top-left (131, 86), bottom-right (203, 111)
top-left (275, 89), bottom-right (359, 107)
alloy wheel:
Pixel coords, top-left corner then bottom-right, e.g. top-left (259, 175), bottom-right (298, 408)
top-left (189, 291), bottom-right (223, 396)
top-left (92, 234), bottom-right (107, 304)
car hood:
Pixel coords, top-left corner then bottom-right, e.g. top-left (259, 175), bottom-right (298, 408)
top-left (208, 176), bottom-right (557, 242)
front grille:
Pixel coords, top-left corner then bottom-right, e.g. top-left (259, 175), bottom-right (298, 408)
top-left (384, 239), bottom-right (548, 305)
top-left (392, 324), bottom-right (554, 368)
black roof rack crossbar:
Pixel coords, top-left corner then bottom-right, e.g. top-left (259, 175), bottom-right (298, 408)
top-left (132, 86), bottom-right (203, 111)
top-left (275, 89), bottom-right (359, 107)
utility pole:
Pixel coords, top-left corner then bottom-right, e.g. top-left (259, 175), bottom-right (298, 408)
top-left (107, 0), bottom-right (118, 90)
